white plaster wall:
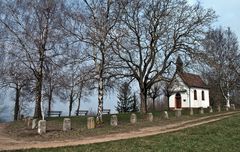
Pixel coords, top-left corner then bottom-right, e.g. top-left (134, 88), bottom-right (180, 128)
top-left (168, 74), bottom-right (210, 109)
top-left (169, 75), bottom-right (190, 108)
top-left (190, 88), bottom-right (209, 108)
top-left (169, 91), bottom-right (190, 108)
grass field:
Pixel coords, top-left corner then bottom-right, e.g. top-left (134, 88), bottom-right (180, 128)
top-left (12, 113), bottom-right (240, 152)
top-left (5, 109), bottom-right (219, 141)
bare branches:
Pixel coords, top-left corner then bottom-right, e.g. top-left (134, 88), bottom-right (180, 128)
top-left (113, 0), bottom-right (216, 113)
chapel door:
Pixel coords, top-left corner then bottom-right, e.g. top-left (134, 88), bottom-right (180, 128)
top-left (175, 93), bottom-right (182, 109)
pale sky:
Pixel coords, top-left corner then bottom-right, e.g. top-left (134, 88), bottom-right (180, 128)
top-left (193, 0), bottom-right (240, 41)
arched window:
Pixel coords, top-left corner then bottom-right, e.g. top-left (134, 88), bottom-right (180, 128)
top-left (194, 90), bottom-right (197, 100)
top-left (202, 91), bottom-right (205, 100)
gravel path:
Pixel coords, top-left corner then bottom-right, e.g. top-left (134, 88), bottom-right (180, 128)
top-left (0, 111), bottom-right (239, 151)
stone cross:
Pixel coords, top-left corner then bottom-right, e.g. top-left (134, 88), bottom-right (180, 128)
top-left (38, 120), bottom-right (46, 135)
top-left (199, 107), bottom-right (204, 114)
top-left (110, 115), bottom-right (118, 126)
top-left (217, 105), bottom-right (221, 112)
top-left (175, 109), bottom-right (182, 118)
top-left (164, 111), bottom-right (169, 119)
top-left (32, 119), bottom-right (38, 129)
top-left (209, 106), bottom-right (213, 113)
top-left (87, 117), bottom-right (95, 129)
top-left (147, 113), bottom-right (153, 122)
top-left (190, 108), bottom-right (194, 116)
top-left (225, 106), bottom-right (229, 111)
top-left (27, 117), bottom-right (33, 127)
top-left (230, 104), bottom-right (236, 110)
top-left (130, 113), bottom-right (137, 124)
top-left (63, 118), bottom-right (71, 131)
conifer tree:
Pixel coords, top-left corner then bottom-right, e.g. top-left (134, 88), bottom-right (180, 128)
top-left (132, 93), bottom-right (139, 112)
top-left (116, 82), bottom-right (134, 113)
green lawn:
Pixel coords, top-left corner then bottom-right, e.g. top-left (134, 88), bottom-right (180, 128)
top-left (13, 113), bottom-right (240, 152)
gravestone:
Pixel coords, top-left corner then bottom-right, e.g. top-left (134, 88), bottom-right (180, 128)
top-left (38, 120), bottom-right (46, 135)
top-left (209, 106), bottom-right (213, 113)
top-left (164, 111), bottom-right (169, 119)
top-left (130, 113), bottom-right (137, 124)
top-left (110, 115), bottom-right (118, 126)
top-left (175, 109), bottom-right (182, 117)
top-left (87, 117), bottom-right (95, 129)
top-left (199, 107), bottom-right (204, 114)
top-left (27, 117), bottom-right (33, 127)
top-left (63, 118), bottom-right (71, 131)
top-left (225, 106), bottom-right (229, 111)
top-left (230, 104), bottom-right (236, 110)
top-left (147, 113), bottom-right (153, 122)
top-left (32, 119), bottom-right (38, 129)
top-left (190, 108), bottom-right (194, 116)
top-left (217, 105), bottom-right (221, 112)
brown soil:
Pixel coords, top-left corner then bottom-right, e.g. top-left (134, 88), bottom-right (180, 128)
top-left (0, 111), bottom-right (239, 151)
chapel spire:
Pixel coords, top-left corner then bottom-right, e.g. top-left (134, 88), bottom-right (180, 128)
top-left (176, 56), bottom-right (183, 73)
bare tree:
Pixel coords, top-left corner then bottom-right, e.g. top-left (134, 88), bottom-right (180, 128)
top-left (64, 0), bottom-right (124, 123)
top-left (113, 0), bottom-right (216, 113)
top-left (0, 0), bottom-right (67, 119)
top-left (148, 84), bottom-right (162, 111)
top-left (0, 55), bottom-right (32, 120)
top-left (199, 27), bottom-right (239, 107)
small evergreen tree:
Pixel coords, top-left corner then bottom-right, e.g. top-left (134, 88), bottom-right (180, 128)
top-left (116, 82), bottom-right (134, 113)
top-left (132, 93), bottom-right (139, 112)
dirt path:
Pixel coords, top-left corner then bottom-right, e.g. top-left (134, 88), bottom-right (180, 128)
top-left (0, 111), bottom-right (239, 151)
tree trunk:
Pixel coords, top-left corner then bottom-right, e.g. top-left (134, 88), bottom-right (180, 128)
top-left (48, 98), bottom-right (51, 117)
top-left (220, 82), bottom-right (231, 108)
top-left (152, 98), bottom-right (155, 111)
top-left (47, 82), bottom-right (53, 117)
top-left (47, 90), bottom-right (52, 117)
top-left (33, 49), bottom-right (44, 119)
top-left (96, 50), bottom-right (105, 124)
top-left (69, 90), bottom-right (74, 117)
top-left (34, 76), bottom-right (43, 119)
top-left (14, 84), bottom-right (21, 121)
top-left (167, 96), bottom-right (170, 110)
top-left (76, 91), bottom-right (82, 116)
top-left (97, 76), bottom-right (104, 123)
top-left (140, 86), bottom-right (147, 114)
top-left (226, 90), bottom-right (230, 108)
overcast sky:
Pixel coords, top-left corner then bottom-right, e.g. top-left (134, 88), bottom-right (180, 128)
top-left (192, 0), bottom-right (240, 40)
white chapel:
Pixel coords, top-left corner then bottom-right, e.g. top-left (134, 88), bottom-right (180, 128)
top-left (169, 57), bottom-right (210, 109)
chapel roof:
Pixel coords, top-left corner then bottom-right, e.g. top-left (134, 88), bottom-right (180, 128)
top-left (178, 72), bottom-right (208, 89)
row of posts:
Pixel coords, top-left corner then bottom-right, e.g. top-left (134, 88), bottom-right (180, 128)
top-left (28, 104), bottom-right (236, 135)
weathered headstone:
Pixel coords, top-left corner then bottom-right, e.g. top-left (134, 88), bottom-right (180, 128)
top-left (164, 111), bottom-right (169, 119)
top-left (230, 104), bottom-right (236, 110)
top-left (199, 107), bottom-right (204, 114)
top-left (130, 113), bottom-right (137, 124)
top-left (147, 113), bottom-right (153, 122)
top-left (87, 117), bottom-right (95, 129)
top-left (190, 108), bottom-right (194, 116)
top-left (175, 109), bottom-right (182, 118)
top-left (63, 118), bottom-right (71, 131)
top-left (217, 105), bottom-right (221, 112)
top-left (110, 115), bottom-right (118, 126)
top-left (32, 119), bottom-right (38, 129)
top-left (38, 120), bottom-right (46, 135)
top-left (27, 117), bottom-right (33, 127)
top-left (209, 106), bottom-right (213, 113)
top-left (225, 106), bottom-right (229, 111)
